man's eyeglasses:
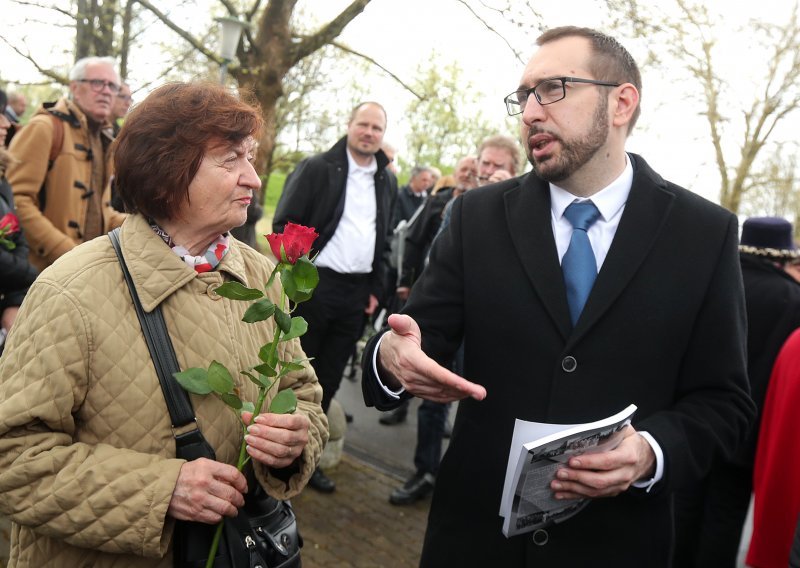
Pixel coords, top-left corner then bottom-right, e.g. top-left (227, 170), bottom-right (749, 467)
top-left (77, 79), bottom-right (121, 95)
top-left (504, 77), bottom-right (621, 116)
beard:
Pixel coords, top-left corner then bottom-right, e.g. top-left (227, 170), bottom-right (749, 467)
top-left (527, 96), bottom-right (609, 183)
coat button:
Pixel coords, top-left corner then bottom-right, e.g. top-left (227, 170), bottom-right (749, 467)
top-left (562, 356), bottom-right (577, 373)
top-left (532, 528), bottom-right (549, 546)
top-left (207, 284), bottom-right (222, 300)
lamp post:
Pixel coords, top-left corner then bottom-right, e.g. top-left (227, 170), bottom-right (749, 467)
top-left (216, 16), bottom-right (249, 84)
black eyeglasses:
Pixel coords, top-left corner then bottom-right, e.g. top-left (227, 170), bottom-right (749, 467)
top-left (77, 79), bottom-right (121, 95)
top-left (504, 77), bottom-right (621, 116)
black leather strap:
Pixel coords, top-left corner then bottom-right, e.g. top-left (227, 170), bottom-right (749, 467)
top-left (108, 227), bottom-right (196, 427)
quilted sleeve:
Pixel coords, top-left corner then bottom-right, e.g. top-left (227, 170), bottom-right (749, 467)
top-left (0, 279), bottom-right (182, 558)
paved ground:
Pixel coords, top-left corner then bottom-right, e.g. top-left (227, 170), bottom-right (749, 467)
top-left (289, 360), bottom-right (447, 567)
top-left (292, 453), bottom-right (430, 568)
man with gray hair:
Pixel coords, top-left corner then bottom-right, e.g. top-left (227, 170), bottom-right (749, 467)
top-left (8, 56), bottom-right (124, 270)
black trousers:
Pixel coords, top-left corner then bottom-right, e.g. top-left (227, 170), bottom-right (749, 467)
top-left (295, 267), bottom-right (370, 414)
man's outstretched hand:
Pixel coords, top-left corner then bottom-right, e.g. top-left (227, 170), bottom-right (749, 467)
top-left (377, 314), bottom-right (487, 403)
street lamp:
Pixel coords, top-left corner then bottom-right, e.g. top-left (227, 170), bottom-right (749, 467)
top-left (216, 16), bottom-right (249, 84)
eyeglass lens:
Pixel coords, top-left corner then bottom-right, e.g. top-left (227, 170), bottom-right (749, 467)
top-left (82, 79), bottom-right (120, 94)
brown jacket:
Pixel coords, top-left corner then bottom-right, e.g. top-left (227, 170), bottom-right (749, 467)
top-left (7, 97), bottom-right (125, 271)
top-left (0, 214), bottom-right (328, 567)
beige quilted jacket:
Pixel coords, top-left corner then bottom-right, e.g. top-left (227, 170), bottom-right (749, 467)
top-left (0, 214), bottom-right (328, 567)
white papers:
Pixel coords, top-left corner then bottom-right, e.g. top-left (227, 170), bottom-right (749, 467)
top-left (499, 404), bottom-right (637, 537)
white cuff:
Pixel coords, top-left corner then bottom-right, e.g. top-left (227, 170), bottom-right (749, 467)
top-left (631, 431), bottom-right (664, 493)
top-left (372, 332), bottom-right (405, 399)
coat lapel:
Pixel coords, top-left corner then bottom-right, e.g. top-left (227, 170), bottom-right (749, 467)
top-left (568, 155), bottom-right (676, 345)
top-left (505, 174), bottom-right (572, 340)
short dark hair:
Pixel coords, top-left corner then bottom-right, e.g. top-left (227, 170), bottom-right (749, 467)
top-left (537, 26), bottom-right (642, 132)
top-left (113, 82), bottom-right (263, 220)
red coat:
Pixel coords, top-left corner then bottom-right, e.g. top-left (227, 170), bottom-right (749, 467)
top-left (748, 328), bottom-right (800, 568)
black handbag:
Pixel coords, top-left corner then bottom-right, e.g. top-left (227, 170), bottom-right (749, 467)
top-left (110, 228), bottom-right (302, 568)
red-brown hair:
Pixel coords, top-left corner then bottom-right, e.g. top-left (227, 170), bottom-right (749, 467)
top-left (113, 82), bottom-right (263, 220)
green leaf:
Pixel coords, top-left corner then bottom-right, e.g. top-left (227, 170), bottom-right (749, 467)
top-left (252, 363), bottom-right (277, 377)
top-left (269, 389), bottom-right (297, 414)
top-left (259, 374), bottom-right (276, 390)
top-left (280, 269), bottom-right (298, 301)
top-left (279, 316), bottom-right (308, 342)
top-left (274, 308), bottom-right (292, 334)
top-left (214, 281), bottom-right (263, 301)
top-left (280, 261), bottom-right (317, 304)
top-left (279, 360), bottom-right (305, 372)
top-left (292, 257), bottom-right (319, 292)
top-left (173, 367), bottom-right (212, 395)
top-left (241, 370), bottom-right (271, 388)
top-left (221, 392), bottom-right (243, 409)
top-left (258, 343), bottom-right (271, 363)
top-left (258, 344), bottom-right (279, 367)
top-left (207, 361), bottom-right (234, 394)
top-left (240, 401), bottom-right (255, 415)
top-left (242, 298), bottom-right (276, 323)
top-left (265, 264), bottom-right (281, 288)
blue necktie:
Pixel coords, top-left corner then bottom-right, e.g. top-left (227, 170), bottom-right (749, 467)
top-left (562, 201), bottom-right (601, 326)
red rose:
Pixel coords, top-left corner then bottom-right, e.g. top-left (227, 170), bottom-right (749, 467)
top-left (266, 223), bottom-right (318, 264)
top-left (0, 213), bottom-right (19, 234)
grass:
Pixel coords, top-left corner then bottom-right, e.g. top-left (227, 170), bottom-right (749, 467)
top-left (255, 171), bottom-right (286, 252)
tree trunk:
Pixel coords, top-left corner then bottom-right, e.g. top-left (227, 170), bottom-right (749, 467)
top-left (75, 0), bottom-right (91, 60)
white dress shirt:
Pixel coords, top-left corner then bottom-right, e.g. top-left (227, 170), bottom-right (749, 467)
top-left (315, 148), bottom-right (378, 274)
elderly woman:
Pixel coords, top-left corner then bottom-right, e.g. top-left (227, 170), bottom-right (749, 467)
top-left (0, 82), bottom-right (328, 567)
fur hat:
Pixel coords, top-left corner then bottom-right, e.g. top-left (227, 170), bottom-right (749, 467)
top-left (739, 216), bottom-right (798, 260)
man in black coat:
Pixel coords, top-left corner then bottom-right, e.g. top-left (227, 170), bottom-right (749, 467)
top-left (361, 26), bottom-right (754, 567)
top-left (674, 216), bottom-right (800, 567)
top-left (391, 165), bottom-right (433, 230)
top-left (273, 101), bottom-right (396, 492)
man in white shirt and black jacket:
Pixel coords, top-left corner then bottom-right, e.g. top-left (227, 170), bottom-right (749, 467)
top-left (273, 101), bottom-right (397, 493)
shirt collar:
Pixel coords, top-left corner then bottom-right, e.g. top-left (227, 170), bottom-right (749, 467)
top-left (346, 147), bottom-right (378, 175)
top-left (550, 154), bottom-right (633, 222)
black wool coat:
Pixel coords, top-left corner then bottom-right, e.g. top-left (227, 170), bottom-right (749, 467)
top-left (362, 154), bottom-right (755, 567)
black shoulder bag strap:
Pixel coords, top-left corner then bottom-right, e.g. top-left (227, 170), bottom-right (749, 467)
top-left (108, 227), bottom-right (215, 461)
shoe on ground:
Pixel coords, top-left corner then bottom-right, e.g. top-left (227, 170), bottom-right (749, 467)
top-left (308, 467), bottom-right (336, 493)
top-left (379, 406), bottom-right (408, 426)
top-left (389, 472), bottom-right (435, 505)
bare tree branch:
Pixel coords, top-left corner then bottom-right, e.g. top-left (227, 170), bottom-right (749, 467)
top-left (454, 0), bottom-right (526, 65)
top-left (330, 41), bottom-right (424, 100)
top-left (10, 0), bottom-right (72, 19)
top-left (246, 0), bottom-right (263, 21)
top-left (0, 35), bottom-right (69, 84)
top-left (135, 0), bottom-right (222, 63)
top-left (292, 0), bottom-right (370, 63)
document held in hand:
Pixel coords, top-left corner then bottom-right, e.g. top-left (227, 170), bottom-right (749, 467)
top-left (499, 404), bottom-right (637, 537)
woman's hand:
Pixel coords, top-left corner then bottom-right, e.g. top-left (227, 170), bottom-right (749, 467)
top-left (242, 411), bottom-right (310, 469)
top-left (167, 457), bottom-right (247, 523)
